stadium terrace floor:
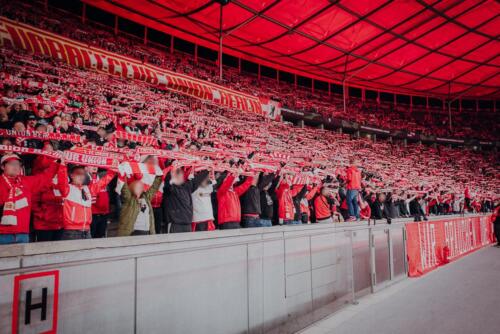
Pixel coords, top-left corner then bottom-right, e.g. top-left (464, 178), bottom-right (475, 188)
top-left (299, 245), bottom-right (500, 334)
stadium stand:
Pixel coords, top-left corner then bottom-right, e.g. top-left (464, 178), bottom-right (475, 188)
top-left (0, 0), bottom-right (498, 244)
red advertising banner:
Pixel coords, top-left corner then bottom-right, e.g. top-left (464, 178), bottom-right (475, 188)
top-left (406, 215), bottom-right (495, 277)
top-left (0, 17), bottom-right (264, 115)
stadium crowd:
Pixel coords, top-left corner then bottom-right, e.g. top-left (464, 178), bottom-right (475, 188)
top-left (0, 40), bottom-right (497, 245)
top-left (1, 0), bottom-right (498, 141)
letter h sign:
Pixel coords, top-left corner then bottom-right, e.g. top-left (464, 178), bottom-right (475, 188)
top-left (12, 270), bottom-right (59, 334)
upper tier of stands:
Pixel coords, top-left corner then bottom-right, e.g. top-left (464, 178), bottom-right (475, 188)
top-left (1, 0), bottom-right (498, 141)
top-left (1, 45), bottom-right (498, 202)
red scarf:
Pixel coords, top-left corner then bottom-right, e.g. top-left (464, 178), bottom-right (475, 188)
top-left (1, 175), bottom-right (28, 226)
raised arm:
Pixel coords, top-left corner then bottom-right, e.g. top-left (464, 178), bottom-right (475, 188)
top-left (24, 159), bottom-right (59, 191)
top-left (257, 173), bottom-right (275, 190)
top-left (217, 173), bottom-right (236, 198)
top-left (189, 169), bottom-right (209, 193)
top-left (56, 164), bottom-right (70, 197)
top-left (90, 170), bottom-right (116, 197)
top-left (305, 185), bottom-right (320, 201)
top-left (234, 176), bottom-right (254, 196)
top-left (145, 175), bottom-right (163, 200)
top-left (120, 175), bottom-right (132, 202)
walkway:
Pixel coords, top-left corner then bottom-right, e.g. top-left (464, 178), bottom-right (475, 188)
top-left (299, 246), bottom-right (500, 334)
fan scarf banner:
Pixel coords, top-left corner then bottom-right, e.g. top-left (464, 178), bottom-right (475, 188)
top-left (406, 215), bottom-right (495, 277)
top-left (0, 145), bottom-right (120, 169)
top-left (0, 17), bottom-right (268, 116)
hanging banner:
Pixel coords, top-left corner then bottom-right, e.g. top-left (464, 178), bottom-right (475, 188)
top-left (0, 17), bottom-right (266, 116)
top-left (406, 215), bottom-right (495, 277)
top-left (259, 98), bottom-right (281, 121)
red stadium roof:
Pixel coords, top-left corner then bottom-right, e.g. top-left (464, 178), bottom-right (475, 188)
top-left (84, 0), bottom-right (500, 98)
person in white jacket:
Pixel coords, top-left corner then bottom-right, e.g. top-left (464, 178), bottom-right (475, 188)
top-left (191, 173), bottom-right (215, 231)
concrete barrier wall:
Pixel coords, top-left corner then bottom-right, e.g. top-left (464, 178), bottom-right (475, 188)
top-left (0, 216), bottom-right (476, 334)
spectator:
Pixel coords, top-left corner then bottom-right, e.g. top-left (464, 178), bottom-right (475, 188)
top-left (345, 158), bottom-right (362, 221)
top-left (57, 163), bottom-right (115, 240)
top-left (217, 173), bottom-right (253, 229)
top-left (117, 176), bottom-right (162, 236)
top-left (0, 153), bottom-right (57, 244)
top-left (163, 167), bottom-right (209, 233)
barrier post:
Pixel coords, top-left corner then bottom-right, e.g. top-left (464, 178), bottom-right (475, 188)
top-left (388, 228), bottom-right (395, 280)
top-left (369, 229), bottom-right (376, 293)
top-left (348, 230), bottom-right (359, 305)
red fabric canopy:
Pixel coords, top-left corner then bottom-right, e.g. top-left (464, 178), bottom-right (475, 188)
top-left (83, 0), bottom-right (500, 98)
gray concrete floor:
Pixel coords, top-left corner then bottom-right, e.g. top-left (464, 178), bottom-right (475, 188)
top-left (299, 246), bottom-right (500, 334)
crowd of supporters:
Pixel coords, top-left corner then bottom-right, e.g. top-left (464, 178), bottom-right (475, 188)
top-left (0, 39), bottom-right (497, 245)
top-left (1, 0), bottom-right (498, 141)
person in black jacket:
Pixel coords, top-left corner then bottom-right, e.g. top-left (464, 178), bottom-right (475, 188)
top-left (409, 196), bottom-right (428, 222)
top-left (261, 174), bottom-right (279, 226)
top-left (241, 173), bottom-right (275, 228)
top-left (163, 166), bottom-right (209, 233)
top-left (370, 193), bottom-right (392, 224)
top-left (292, 184), bottom-right (308, 223)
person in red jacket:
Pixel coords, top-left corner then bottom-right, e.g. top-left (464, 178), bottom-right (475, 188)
top-left (89, 167), bottom-right (111, 238)
top-left (0, 153), bottom-right (58, 244)
top-left (314, 186), bottom-right (336, 224)
top-left (298, 184), bottom-right (320, 224)
top-left (275, 175), bottom-right (303, 225)
top-left (345, 158), bottom-right (362, 221)
top-left (57, 162), bottom-right (115, 240)
top-left (32, 169), bottom-right (64, 242)
top-left (217, 172), bottom-right (253, 229)
top-left (358, 193), bottom-right (371, 220)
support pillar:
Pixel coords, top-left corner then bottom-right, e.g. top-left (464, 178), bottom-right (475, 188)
top-left (114, 16), bottom-right (119, 35)
top-left (294, 74), bottom-right (297, 89)
top-left (218, 3), bottom-right (223, 81)
top-left (170, 35), bottom-right (174, 54)
top-left (298, 120), bottom-right (304, 128)
top-left (82, 3), bottom-right (86, 24)
top-left (194, 44), bottom-right (198, 63)
top-left (343, 81), bottom-right (347, 115)
top-left (238, 58), bottom-right (241, 74)
top-left (143, 26), bottom-right (148, 45)
top-left (318, 123), bottom-right (324, 130)
top-left (328, 82), bottom-right (331, 97)
top-left (362, 88), bottom-right (366, 103)
top-left (258, 64), bottom-right (261, 81)
top-left (410, 96), bottom-right (413, 113)
top-left (475, 99), bottom-right (479, 112)
top-left (312, 79), bottom-right (314, 94)
top-left (372, 134), bottom-right (377, 142)
top-left (277, 70), bottom-right (280, 85)
top-left (403, 138), bottom-right (407, 147)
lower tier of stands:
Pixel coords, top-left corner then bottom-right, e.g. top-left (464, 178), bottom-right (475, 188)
top-left (0, 213), bottom-right (494, 334)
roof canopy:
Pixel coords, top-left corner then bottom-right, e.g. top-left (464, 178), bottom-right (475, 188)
top-left (84, 0), bottom-right (500, 98)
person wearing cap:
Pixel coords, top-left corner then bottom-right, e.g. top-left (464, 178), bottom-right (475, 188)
top-left (0, 153), bottom-right (58, 244)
